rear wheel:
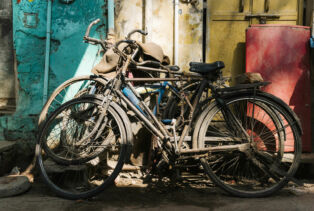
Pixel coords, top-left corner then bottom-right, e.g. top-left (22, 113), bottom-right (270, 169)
top-left (37, 96), bottom-right (127, 199)
top-left (197, 94), bottom-right (301, 197)
top-left (39, 75), bottom-right (107, 127)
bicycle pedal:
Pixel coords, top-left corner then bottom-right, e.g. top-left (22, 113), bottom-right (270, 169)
top-left (270, 164), bottom-right (304, 186)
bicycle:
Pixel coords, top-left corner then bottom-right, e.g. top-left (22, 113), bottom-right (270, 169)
top-left (36, 22), bottom-right (302, 200)
top-left (38, 19), bottom-right (181, 127)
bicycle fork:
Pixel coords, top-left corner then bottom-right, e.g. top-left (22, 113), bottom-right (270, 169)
top-left (73, 92), bottom-right (113, 146)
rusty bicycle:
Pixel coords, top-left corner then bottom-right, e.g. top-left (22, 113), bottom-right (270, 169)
top-left (36, 20), bottom-right (302, 200)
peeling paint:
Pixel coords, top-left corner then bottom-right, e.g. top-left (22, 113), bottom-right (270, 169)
top-left (178, 2), bottom-right (203, 69)
top-left (114, 0), bottom-right (202, 68)
top-left (0, 0), bottom-right (106, 144)
top-left (115, 0), bottom-right (143, 41)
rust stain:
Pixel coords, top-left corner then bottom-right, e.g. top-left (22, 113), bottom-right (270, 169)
top-left (153, 7), bottom-right (160, 16)
top-left (182, 14), bottom-right (200, 45)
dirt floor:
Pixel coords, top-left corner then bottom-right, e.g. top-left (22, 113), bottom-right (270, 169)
top-left (0, 176), bottom-right (314, 211)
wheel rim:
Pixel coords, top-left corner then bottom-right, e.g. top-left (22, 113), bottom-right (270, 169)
top-left (198, 96), bottom-right (301, 196)
top-left (38, 98), bottom-right (126, 198)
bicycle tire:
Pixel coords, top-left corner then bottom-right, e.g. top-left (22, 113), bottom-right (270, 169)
top-left (38, 75), bottom-right (107, 127)
top-left (196, 93), bottom-right (301, 197)
top-left (37, 96), bottom-right (127, 199)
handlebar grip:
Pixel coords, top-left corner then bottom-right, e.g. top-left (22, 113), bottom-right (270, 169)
top-left (138, 30), bottom-right (148, 36)
top-left (84, 18), bottom-right (101, 39)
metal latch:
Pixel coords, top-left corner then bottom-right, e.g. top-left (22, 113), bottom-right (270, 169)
top-left (245, 13), bottom-right (280, 24)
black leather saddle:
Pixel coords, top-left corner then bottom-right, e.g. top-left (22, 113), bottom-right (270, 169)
top-left (189, 61), bottom-right (225, 74)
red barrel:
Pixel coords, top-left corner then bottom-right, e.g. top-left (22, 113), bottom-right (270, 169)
top-left (246, 24), bottom-right (311, 152)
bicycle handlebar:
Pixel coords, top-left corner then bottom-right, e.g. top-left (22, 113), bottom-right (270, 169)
top-left (84, 18), bottom-right (101, 39)
top-left (83, 18), bottom-right (109, 50)
top-left (115, 39), bottom-right (136, 49)
top-left (126, 29), bottom-right (148, 39)
top-left (84, 18), bottom-right (148, 52)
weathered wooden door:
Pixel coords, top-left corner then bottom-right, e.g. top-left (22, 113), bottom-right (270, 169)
top-left (206, 0), bottom-right (303, 79)
top-left (0, 1), bottom-right (16, 113)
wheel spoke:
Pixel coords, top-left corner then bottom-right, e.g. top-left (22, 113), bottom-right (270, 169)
top-left (38, 97), bottom-right (126, 199)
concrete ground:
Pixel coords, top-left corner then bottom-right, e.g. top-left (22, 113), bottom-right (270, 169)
top-left (0, 178), bottom-right (314, 211)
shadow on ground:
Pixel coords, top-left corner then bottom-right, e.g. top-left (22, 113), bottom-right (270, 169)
top-left (1, 177), bottom-right (314, 211)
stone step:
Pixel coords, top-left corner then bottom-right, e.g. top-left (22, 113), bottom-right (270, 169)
top-left (0, 141), bottom-right (15, 153)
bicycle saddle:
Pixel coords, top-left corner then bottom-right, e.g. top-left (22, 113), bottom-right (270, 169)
top-left (189, 61), bottom-right (225, 74)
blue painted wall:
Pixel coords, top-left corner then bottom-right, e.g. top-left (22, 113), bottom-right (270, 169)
top-left (0, 0), bottom-right (106, 144)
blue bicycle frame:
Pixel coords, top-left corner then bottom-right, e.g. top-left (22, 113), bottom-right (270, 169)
top-left (122, 81), bottom-right (179, 124)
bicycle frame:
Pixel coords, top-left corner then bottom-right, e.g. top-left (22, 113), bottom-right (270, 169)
top-left (80, 39), bottom-right (255, 160)
top-left (113, 74), bottom-right (252, 158)
top-left (82, 22), bottom-right (243, 157)
top-left (102, 58), bottom-right (227, 158)
top-left (36, 19), bottom-right (303, 199)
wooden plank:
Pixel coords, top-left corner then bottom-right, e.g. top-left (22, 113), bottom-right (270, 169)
top-left (0, 141), bottom-right (15, 153)
top-left (300, 153), bottom-right (314, 163)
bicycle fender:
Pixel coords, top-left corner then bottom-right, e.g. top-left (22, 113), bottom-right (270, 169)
top-left (110, 101), bottom-right (134, 146)
top-left (91, 94), bottom-right (134, 146)
top-left (192, 101), bottom-right (218, 149)
top-left (83, 94), bottom-right (134, 162)
top-left (75, 94), bottom-right (134, 146)
top-left (110, 101), bottom-right (134, 162)
top-left (219, 90), bottom-right (303, 135)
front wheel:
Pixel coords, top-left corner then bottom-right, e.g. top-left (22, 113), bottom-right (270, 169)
top-left (37, 96), bottom-right (127, 199)
top-left (196, 94), bottom-right (301, 197)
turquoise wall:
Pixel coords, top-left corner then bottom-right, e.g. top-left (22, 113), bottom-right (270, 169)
top-left (0, 0), bottom-right (106, 144)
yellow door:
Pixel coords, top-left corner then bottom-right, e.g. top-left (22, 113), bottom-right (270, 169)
top-left (206, 0), bottom-right (303, 79)
top-left (250, 0), bottom-right (303, 24)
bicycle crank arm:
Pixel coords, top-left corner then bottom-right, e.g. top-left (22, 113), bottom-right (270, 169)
top-left (169, 136), bottom-right (242, 142)
top-left (180, 143), bottom-right (250, 154)
top-left (269, 163), bottom-right (304, 186)
top-left (254, 150), bottom-right (304, 186)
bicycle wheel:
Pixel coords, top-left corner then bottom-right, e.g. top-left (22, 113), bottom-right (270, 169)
top-left (37, 96), bottom-right (127, 199)
top-left (196, 93), bottom-right (301, 197)
top-left (39, 75), bottom-right (107, 127)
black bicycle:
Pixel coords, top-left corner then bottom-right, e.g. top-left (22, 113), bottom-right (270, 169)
top-left (36, 20), bottom-right (302, 200)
